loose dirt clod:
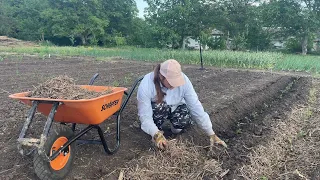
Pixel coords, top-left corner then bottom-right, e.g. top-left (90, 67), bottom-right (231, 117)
top-left (123, 140), bottom-right (224, 180)
top-left (27, 75), bottom-right (112, 100)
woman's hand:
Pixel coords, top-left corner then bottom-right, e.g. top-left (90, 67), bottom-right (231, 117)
top-left (153, 131), bottom-right (168, 150)
top-left (210, 134), bottom-right (227, 148)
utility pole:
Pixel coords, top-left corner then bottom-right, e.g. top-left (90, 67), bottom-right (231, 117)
top-left (199, 39), bottom-right (204, 70)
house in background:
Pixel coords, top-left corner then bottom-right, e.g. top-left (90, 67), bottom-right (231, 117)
top-left (270, 39), bottom-right (286, 49)
top-left (270, 35), bottom-right (320, 51)
top-left (263, 27), bottom-right (320, 51)
top-left (184, 37), bottom-right (205, 50)
top-left (183, 27), bottom-right (320, 52)
top-left (184, 29), bottom-right (225, 50)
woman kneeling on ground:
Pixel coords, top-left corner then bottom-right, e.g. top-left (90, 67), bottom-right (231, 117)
top-left (137, 59), bottom-right (227, 150)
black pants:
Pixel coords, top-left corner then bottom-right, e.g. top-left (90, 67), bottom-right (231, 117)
top-left (151, 102), bottom-right (191, 130)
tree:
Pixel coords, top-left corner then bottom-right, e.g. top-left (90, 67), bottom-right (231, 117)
top-left (0, 0), bottom-right (14, 36)
top-left (246, 4), bottom-right (272, 51)
top-left (0, 0), bottom-right (48, 41)
top-left (42, 0), bottom-right (108, 45)
top-left (103, 0), bottom-right (137, 34)
top-left (145, 0), bottom-right (216, 49)
top-left (261, 0), bottom-right (320, 55)
top-left (212, 0), bottom-right (271, 51)
top-left (0, 0), bottom-right (139, 46)
top-left (127, 17), bottom-right (158, 47)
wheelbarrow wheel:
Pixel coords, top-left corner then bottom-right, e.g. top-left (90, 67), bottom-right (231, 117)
top-left (33, 124), bottom-right (75, 180)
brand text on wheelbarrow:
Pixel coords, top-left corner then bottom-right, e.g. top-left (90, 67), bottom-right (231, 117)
top-left (101, 99), bottom-right (119, 111)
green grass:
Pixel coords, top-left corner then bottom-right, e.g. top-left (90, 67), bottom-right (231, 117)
top-left (275, 54), bottom-right (320, 73)
top-left (0, 46), bottom-right (319, 73)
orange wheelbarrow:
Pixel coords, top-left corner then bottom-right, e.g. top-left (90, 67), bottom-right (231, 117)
top-left (9, 73), bottom-right (143, 180)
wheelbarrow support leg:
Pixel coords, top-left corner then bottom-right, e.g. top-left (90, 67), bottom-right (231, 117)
top-left (42, 102), bottom-right (59, 136)
top-left (17, 101), bottom-right (39, 155)
top-left (95, 125), bottom-right (116, 154)
top-left (38, 102), bottom-right (59, 155)
top-left (71, 123), bottom-right (76, 132)
top-left (19, 101), bottom-right (39, 139)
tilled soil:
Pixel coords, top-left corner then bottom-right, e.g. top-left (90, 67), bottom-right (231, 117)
top-left (0, 55), bottom-right (314, 179)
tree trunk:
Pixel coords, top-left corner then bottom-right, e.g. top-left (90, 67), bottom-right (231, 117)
top-left (69, 36), bottom-right (75, 46)
top-left (180, 36), bottom-right (185, 49)
top-left (182, 37), bottom-right (187, 50)
top-left (226, 31), bottom-right (231, 50)
top-left (81, 35), bottom-right (86, 45)
top-left (40, 33), bottom-right (44, 41)
top-left (302, 34), bottom-right (308, 55)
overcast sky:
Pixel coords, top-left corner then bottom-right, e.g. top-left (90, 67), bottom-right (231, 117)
top-left (135, 0), bottom-right (148, 18)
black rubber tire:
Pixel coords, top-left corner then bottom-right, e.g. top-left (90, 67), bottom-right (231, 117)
top-left (33, 125), bottom-right (75, 180)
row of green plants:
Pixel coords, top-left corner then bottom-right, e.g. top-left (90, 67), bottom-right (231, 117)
top-left (0, 46), bottom-right (319, 73)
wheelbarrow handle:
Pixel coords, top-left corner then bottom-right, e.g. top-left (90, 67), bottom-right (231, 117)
top-left (119, 76), bottom-right (144, 113)
top-left (92, 76), bottom-right (144, 154)
top-left (98, 75), bottom-right (144, 154)
top-left (89, 73), bottom-right (99, 85)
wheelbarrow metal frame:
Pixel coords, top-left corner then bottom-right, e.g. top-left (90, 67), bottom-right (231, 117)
top-left (17, 73), bottom-right (144, 162)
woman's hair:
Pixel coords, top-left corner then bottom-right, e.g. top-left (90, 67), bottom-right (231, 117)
top-left (154, 64), bottom-right (166, 104)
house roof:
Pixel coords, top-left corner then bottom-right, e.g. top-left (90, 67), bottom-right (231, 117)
top-left (211, 29), bottom-right (224, 35)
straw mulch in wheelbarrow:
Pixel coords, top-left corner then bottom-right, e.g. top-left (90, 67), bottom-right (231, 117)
top-left (27, 75), bottom-right (112, 100)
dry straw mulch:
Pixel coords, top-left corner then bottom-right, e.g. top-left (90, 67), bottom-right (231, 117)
top-left (239, 82), bottom-right (320, 179)
top-left (122, 140), bottom-right (226, 180)
top-left (27, 75), bottom-right (112, 100)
